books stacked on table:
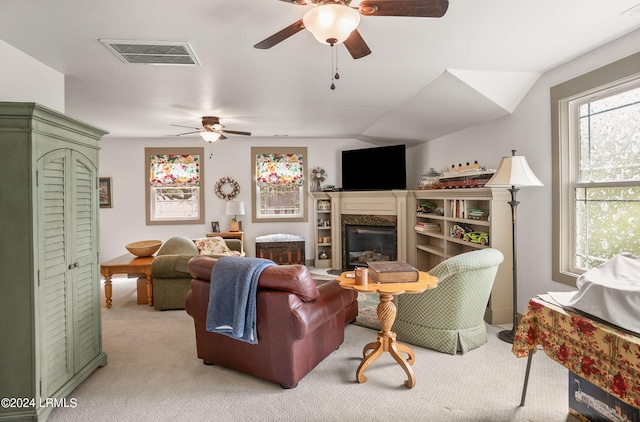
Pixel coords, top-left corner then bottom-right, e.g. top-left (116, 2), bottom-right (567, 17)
top-left (367, 261), bottom-right (420, 283)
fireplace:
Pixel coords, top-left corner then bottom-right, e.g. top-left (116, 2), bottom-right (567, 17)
top-left (325, 191), bottom-right (409, 271)
top-left (344, 224), bottom-right (396, 269)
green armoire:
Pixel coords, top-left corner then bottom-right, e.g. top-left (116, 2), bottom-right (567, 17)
top-left (0, 103), bottom-right (109, 421)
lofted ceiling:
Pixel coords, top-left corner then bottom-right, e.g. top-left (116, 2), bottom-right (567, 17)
top-left (1, 0), bottom-right (639, 147)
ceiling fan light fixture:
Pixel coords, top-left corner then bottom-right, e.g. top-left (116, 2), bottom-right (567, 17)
top-left (199, 130), bottom-right (222, 143)
top-left (302, 4), bottom-right (360, 45)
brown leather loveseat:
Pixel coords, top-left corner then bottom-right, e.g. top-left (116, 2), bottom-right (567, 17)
top-left (185, 256), bottom-right (357, 388)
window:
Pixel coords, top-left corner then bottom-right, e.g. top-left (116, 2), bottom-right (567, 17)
top-left (145, 147), bottom-right (204, 225)
top-left (551, 53), bottom-right (640, 285)
top-left (251, 147), bottom-right (308, 223)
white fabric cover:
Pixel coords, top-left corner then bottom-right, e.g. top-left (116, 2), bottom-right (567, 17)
top-left (255, 233), bottom-right (304, 243)
top-left (549, 253), bottom-right (640, 334)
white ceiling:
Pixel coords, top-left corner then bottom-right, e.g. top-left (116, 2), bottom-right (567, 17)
top-left (1, 0), bottom-right (639, 146)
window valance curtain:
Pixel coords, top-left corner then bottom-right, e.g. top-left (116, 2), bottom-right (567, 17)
top-left (255, 153), bottom-right (304, 187)
top-left (150, 154), bottom-right (200, 187)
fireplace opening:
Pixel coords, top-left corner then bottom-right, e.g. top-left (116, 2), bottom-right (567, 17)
top-left (344, 224), bottom-right (396, 269)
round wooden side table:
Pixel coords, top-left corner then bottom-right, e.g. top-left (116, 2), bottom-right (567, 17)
top-left (338, 271), bottom-right (438, 388)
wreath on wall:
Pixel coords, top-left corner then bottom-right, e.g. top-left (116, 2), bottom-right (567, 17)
top-left (214, 177), bottom-right (240, 200)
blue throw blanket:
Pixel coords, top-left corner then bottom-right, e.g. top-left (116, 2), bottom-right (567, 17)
top-left (205, 256), bottom-right (275, 344)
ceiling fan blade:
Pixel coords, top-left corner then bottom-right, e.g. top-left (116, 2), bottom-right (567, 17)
top-left (277, 0), bottom-right (308, 4)
top-left (219, 134), bottom-right (228, 141)
top-left (343, 30), bottom-right (371, 59)
top-left (171, 124), bottom-right (199, 130)
top-left (359, 0), bottom-right (449, 17)
top-left (174, 131), bottom-right (198, 136)
top-left (254, 19), bottom-right (305, 49)
top-left (221, 129), bottom-right (251, 136)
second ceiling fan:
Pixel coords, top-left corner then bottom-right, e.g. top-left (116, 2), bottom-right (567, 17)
top-left (172, 116), bottom-right (251, 143)
top-left (254, 0), bottom-right (449, 59)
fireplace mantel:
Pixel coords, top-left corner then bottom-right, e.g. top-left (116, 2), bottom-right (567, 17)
top-left (326, 190), bottom-right (411, 270)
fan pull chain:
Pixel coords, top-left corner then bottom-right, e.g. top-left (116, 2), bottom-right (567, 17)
top-left (328, 38), bottom-right (339, 91)
top-left (334, 45), bottom-right (340, 80)
top-left (330, 44), bottom-right (336, 90)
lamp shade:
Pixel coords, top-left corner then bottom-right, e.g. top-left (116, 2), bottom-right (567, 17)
top-left (302, 4), bottom-right (360, 45)
top-left (199, 130), bottom-right (221, 143)
top-left (226, 200), bottom-right (245, 217)
top-left (485, 154), bottom-right (543, 187)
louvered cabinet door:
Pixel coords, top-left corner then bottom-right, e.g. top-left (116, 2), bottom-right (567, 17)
top-left (70, 152), bottom-right (101, 371)
top-left (37, 149), bottom-right (73, 397)
top-left (37, 149), bottom-right (101, 397)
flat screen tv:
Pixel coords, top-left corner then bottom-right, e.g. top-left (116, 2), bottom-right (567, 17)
top-left (341, 144), bottom-right (406, 191)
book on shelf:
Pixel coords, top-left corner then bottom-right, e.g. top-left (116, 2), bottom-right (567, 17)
top-left (414, 223), bottom-right (440, 233)
top-left (367, 261), bottom-right (420, 283)
top-left (467, 208), bottom-right (489, 220)
top-left (451, 199), bottom-right (468, 219)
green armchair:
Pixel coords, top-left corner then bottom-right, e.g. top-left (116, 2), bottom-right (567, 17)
top-left (151, 236), bottom-right (243, 310)
top-left (393, 248), bottom-right (504, 354)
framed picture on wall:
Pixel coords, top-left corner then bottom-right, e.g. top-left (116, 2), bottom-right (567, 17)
top-left (99, 177), bottom-right (113, 208)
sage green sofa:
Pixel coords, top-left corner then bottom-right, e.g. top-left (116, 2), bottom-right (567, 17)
top-left (151, 236), bottom-right (243, 310)
top-left (393, 248), bottom-right (504, 354)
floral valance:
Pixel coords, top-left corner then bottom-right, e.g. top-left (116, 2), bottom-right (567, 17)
top-left (149, 154), bottom-right (200, 187)
top-left (256, 153), bottom-right (304, 187)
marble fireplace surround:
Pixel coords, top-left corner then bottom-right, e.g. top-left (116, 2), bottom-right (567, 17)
top-left (325, 190), bottom-right (411, 270)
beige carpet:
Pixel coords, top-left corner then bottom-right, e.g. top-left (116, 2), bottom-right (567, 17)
top-left (47, 277), bottom-right (575, 422)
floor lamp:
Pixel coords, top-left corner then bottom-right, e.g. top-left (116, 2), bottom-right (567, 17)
top-left (485, 150), bottom-right (543, 344)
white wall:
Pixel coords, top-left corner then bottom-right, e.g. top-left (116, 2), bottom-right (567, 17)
top-left (407, 28), bottom-right (640, 314)
top-left (98, 136), bottom-right (371, 261)
top-left (0, 39), bottom-right (65, 111)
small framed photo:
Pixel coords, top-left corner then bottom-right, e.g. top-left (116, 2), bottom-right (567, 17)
top-left (211, 221), bottom-right (220, 233)
top-left (99, 177), bottom-right (113, 208)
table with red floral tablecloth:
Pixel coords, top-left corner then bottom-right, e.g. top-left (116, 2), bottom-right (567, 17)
top-left (512, 297), bottom-right (640, 408)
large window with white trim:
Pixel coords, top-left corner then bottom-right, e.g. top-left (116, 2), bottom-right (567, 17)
top-left (552, 53), bottom-right (640, 285)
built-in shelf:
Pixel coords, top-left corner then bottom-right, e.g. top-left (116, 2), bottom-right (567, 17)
top-left (310, 192), bottom-right (333, 268)
top-left (408, 188), bottom-right (513, 325)
top-left (416, 244), bottom-right (445, 256)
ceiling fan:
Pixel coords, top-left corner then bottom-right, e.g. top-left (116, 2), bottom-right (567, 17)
top-left (254, 0), bottom-right (449, 59)
top-left (172, 116), bottom-right (251, 143)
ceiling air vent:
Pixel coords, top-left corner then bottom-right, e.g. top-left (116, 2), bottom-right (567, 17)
top-left (99, 39), bottom-right (200, 65)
